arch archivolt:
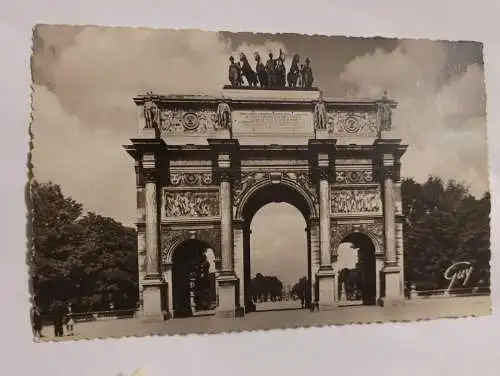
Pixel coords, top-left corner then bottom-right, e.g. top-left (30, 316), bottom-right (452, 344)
top-left (233, 169), bottom-right (319, 220)
top-left (160, 226), bottom-right (221, 266)
top-left (330, 220), bottom-right (384, 257)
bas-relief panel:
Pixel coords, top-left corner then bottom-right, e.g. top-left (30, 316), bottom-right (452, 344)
top-left (327, 111), bottom-right (378, 136)
top-left (330, 187), bottom-right (382, 214)
top-left (159, 109), bottom-right (222, 133)
top-left (330, 220), bottom-right (384, 253)
top-left (164, 190), bottom-right (220, 218)
top-left (160, 227), bottom-right (221, 265)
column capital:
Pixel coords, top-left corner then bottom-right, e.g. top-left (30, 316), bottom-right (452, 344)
top-left (382, 165), bottom-right (397, 181)
top-left (143, 168), bottom-right (159, 184)
top-left (318, 166), bottom-right (331, 181)
top-left (214, 169), bottom-right (233, 183)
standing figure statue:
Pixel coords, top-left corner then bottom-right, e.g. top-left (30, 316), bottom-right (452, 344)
top-left (265, 52), bottom-right (277, 87)
top-left (254, 52), bottom-right (268, 87)
top-left (217, 102), bottom-right (231, 129)
top-left (239, 53), bottom-right (259, 87)
top-left (228, 56), bottom-right (241, 87)
top-left (275, 49), bottom-right (286, 88)
top-left (143, 91), bottom-right (159, 129)
top-left (287, 53), bottom-right (301, 88)
top-left (379, 91), bottom-right (393, 130)
top-left (314, 97), bottom-right (327, 129)
top-left (302, 57), bottom-right (314, 89)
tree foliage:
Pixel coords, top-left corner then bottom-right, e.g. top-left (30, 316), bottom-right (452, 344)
top-left (31, 181), bottom-right (138, 314)
top-left (250, 273), bottom-right (284, 302)
top-left (402, 177), bottom-right (491, 291)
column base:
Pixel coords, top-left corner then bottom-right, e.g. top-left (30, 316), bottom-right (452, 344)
top-left (140, 277), bottom-right (166, 322)
top-left (316, 267), bottom-right (337, 309)
top-left (216, 273), bottom-right (239, 318)
top-left (381, 264), bottom-right (404, 306)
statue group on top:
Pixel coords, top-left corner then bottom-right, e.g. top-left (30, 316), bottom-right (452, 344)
top-left (228, 50), bottom-right (314, 89)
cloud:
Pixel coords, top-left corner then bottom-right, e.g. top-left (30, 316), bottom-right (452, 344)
top-left (339, 40), bottom-right (489, 196)
top-left (31, 84), bottom-right (136, 226)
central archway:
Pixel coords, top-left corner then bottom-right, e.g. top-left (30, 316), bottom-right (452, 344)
top-left (236, 180), bottom-right (317, 313)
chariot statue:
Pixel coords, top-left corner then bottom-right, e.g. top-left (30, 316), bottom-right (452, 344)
top-left (228, 56), bottom-right (242, 87)
top-left (301, 57), bottom-right (314, 89)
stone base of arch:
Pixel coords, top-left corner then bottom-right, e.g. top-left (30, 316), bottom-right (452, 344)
top-left (139, 277), bottom-right (167, 322)
top-left (316, 266), bottom-right (337, 310)
top-left (379, 264), bottom-right (404, 307)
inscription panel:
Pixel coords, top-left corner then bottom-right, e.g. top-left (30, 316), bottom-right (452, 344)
top-left (330, 187), bottom-right (382, 215)
top-left (163, 190), bottom-right (220, 218)
top-left (232, 111), bottom-right (314, 135)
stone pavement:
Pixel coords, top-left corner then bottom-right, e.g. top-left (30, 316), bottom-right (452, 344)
top-left (40, 296), bottom-right (490, 341)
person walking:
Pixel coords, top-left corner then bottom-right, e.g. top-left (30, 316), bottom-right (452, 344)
top-left (31, 305), bottom-right (43, 339)
top-left (65, 303), bottom-right (75, 336)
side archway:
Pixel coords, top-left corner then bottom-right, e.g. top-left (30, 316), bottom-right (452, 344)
top-left (161, 227), bottom-right (221, 266)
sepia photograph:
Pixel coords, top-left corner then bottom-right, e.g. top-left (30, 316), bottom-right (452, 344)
top-left (29, 25), bottom-right (491, 341)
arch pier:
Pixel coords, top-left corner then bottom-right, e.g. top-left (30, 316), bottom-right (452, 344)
top-left (125, 87), bottom-right (407, 320)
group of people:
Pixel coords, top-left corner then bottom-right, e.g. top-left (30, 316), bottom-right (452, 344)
top-left (228, 51), bottom-right (314, 89)
top-left (30, 302), bottom-right (75, 339)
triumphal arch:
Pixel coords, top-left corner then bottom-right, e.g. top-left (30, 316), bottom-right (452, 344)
top-left (125, 76), bottom-right (407, 320)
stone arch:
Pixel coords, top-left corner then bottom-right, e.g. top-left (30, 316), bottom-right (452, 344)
top-left (330, 222), bottom-right (384, 259)
top-left (161, 228), bottom-right (221, 266)
top-left (235, 175), bottom-right (318, 221)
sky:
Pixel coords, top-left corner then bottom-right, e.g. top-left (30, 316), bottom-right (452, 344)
top-left (31, 26), bottom-right (489, 286)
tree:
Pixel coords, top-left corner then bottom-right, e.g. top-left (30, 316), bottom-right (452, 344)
top-left (31, 181), bottom-right (84, 312)
top-left (31, 180), bottom-right (138, 313)
top-left (402, 177), bottom-right (491, 292)
top-left (250, 273), bottom-right (284, 302)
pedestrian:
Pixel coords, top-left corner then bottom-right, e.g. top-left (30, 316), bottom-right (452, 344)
top-left (31, 305), bottom-right (43, 339)
top-left (65, 303), bottom-right (75, 336)
top-left (52, 302), bottom-right (64, 337)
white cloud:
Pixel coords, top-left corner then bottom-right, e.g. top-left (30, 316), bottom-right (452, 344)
top-left (339, 40), bottom-right (489, 196)
top-left (31, 84), bottom-right (136, 226)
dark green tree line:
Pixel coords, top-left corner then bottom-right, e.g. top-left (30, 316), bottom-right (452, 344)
top-left (30, 181), bottom-right (138, 314)
top-left (402, 177), bottom-right (490, 292)
top-left (250, 273), bottom-right (284, 302)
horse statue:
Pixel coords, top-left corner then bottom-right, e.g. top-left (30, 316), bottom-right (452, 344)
top-left (254, 52), bottom-right (268, 87)
top-left (275, 49), bottom-right (286, 88)
top-left (287, 53), bottom-right (301, 88)
top-left (239, 52), bottom-right (258, 87)
top-left (228, 56), bottom-right (241, 87)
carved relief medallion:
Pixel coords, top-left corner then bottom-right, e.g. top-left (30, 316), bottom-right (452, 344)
top-left (330, 188), bottom-right (382, 214)
top-left (182, 112), bottom-right (200, 130)
top-left (335, 169), bottom-right (373, 184)
top-left (164, 191), bottom-right (220, 218)
top-left (169, 172), bottom-right (213, 186)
